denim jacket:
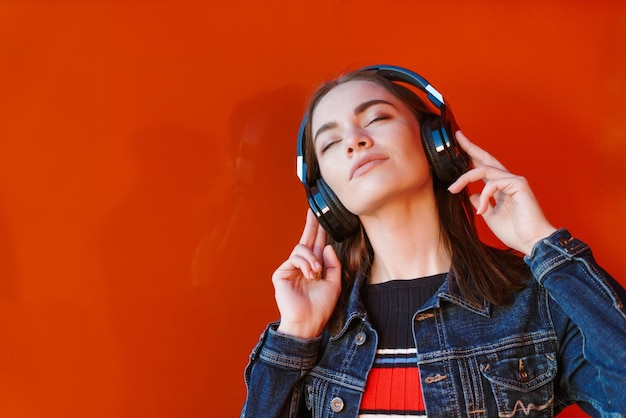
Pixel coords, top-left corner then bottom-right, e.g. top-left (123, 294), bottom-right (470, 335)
top-left (241, 229), bottom-right (626, 417)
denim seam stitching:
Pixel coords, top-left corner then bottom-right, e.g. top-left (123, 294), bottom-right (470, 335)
top-left (259, 348), bottom-right (317, 370)
top-left (417, 333), bottom-right (557, 363)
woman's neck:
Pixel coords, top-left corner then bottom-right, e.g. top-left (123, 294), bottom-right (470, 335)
top-left (361, 195), bottom-right (451, 284)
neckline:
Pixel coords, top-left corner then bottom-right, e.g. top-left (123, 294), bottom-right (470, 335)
top-left (364, 272), bottom-right (447, 290)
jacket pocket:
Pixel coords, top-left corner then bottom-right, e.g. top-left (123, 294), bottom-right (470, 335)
top-left (481, 352), bottom-right (557, 417)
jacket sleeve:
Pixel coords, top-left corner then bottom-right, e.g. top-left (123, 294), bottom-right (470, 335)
top-left (240, 322), bottom-right (319, 418)
top-left (524, 228), bottom-right (626, 415)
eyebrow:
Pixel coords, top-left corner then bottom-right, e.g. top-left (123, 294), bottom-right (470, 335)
top-left (313, 99), bottom-right (396, 142)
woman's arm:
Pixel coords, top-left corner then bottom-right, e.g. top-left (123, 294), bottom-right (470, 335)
top-left (241, 210), bottom-right (342, 416)
top-left (525, 229), bottom-right (626, 415)
top-left (272, 209), bottom-right (342, 339)
top-left (240, 323), bottom-right (320, 418)
top-left (449, 131), bottom-right (626, 413)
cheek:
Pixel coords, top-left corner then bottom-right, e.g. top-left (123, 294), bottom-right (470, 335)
top-left (318, 159), bottom-right (344, 189)
top-left (404, 138), bottom-right (431, 169)
top-left (318, 160), bottom-right (358, 210)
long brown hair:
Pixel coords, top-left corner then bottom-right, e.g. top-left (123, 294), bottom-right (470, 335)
top-left (302, 69), bottom-right (528, 331)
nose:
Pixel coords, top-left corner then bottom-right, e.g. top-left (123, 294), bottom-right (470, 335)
top-left (345, 127), bottom-right (372, 155)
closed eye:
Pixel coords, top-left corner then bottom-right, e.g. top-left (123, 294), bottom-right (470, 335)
top-left (367, 115), bottom-right (390, 126)
top-left (321, 138), bottom-right (340, 153)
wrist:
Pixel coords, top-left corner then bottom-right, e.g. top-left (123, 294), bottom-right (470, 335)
top-left (521, 225), bottom-right (558, 256)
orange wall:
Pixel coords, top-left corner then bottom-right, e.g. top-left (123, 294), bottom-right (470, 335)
top-left (1, 1), bottom-right (624, 417)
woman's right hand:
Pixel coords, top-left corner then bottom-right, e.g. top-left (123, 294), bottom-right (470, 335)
top-left (273, 209), bottom-right (342, 339)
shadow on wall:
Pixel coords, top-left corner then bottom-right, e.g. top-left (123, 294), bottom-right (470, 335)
top-left (192, 83), bottom-right (309, 289)
top-left (191, 84), bottom-right (312, 413)
top-left (96, 83), bottom-right (310, 416)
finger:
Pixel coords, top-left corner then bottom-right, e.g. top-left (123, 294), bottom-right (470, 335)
top-left (275, 253), bottom-right (319, 281)
top-left (448, 164), bottom-right (508, 193)
top-left (289, 243), bottom-right (323, 276)
top-left (455, 131), bottom-right (507, 171)
top-left (298, 209), bottom-right (321, 248)
top-left (474, 175), bottom-right (520, 215)
top-left (475, 183), bottom-right (498, 216)
top-left (468, 194), bottom-right (488, 215)
top-left (312, 218), bottom-right (327, 260)
top-left (322, 245), bottom-right (342, 286)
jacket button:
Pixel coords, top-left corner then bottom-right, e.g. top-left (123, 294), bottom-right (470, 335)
top-left (558, 236), bottom-right (574, 248)
top-left (330, 396), bottom-right (344, 412)
top-left (354, 332), bottom-right (367, 345)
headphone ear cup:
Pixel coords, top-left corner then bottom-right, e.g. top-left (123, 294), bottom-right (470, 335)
top-left (421, 116), bottom-right (451, 182)
top-left (420, 115), bottom-right (469, 184)
top-left (312, 178), bottom-right (360, 242)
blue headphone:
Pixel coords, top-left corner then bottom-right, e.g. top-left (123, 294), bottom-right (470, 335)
top-left (296, 64), bottom-right (470, 242)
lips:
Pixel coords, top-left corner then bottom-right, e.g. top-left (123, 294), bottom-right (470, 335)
top-left (350, 153), bottom-right (389, 180)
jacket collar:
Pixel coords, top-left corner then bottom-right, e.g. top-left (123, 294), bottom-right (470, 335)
top-left (343, 271), bottom-right (492, 327)
top-left (417, 272), bottom-right (491, 317)
top-left (344, 274), bottom-right (369, 320)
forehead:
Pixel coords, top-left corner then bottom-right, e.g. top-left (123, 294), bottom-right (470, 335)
top-left (311, 80), bottom-right (397, 127)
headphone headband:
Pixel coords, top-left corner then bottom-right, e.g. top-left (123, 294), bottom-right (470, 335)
top-left (362, 65), bottom-right (446, 108)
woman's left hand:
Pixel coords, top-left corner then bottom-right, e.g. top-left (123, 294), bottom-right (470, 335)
top-left (447, 131), bottom-right (557, 255)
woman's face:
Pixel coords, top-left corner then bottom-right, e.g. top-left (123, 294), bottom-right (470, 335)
top-left (311, 80), bottom-right (433, 216)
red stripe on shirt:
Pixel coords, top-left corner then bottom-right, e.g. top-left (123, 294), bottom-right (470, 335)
top-left (360, 367), bottom-right (424, 411)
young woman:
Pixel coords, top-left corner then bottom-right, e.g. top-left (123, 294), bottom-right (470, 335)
top-left (240, 65), bottom-right (626, 417)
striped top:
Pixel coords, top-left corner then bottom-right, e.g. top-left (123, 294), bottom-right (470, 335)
top-left (359, 273), bottom-right (446, 418)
